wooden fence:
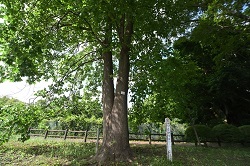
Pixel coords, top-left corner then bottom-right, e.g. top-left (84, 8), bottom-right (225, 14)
top-left (28, 128), bottom-right (185, 144)
top-left (28, 129), bottom-right (100, 142)
top-left (129, 133), bottom-right (185, 145)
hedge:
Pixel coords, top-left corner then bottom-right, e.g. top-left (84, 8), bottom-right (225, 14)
top-left (239, 125), bottom-right (250, 143)
top-left (212, 124), bottom-right (242, 143)
top-left (185, 125), bottom-right (212, 144)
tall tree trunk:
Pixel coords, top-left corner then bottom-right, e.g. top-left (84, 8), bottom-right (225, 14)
top-left (108, 39), bottom-right (132, 161)
top-left (95, 17), bottom-right (115, 161)
top-left (96, 48), bottom-right (115, 162)
top-left (108, 14), bottom-right (133, 161)
top-left (95, 16), bottom-right (133, 163)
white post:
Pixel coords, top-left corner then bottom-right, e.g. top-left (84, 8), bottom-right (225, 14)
top-left (165, 118), bottom-right (172, 161)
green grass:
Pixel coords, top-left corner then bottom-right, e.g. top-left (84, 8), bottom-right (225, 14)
top-left (0, 138), bottom-right (95, 165)
top-left (0, 139), bottom-right (250, 165)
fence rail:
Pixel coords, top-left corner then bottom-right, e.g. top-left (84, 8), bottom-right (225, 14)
top-left (29, 129), bottom-right (100, 142)
top-left (28, 128), bottom-right (250, 146)
top-left (28, 128), bottom-right (185, 144)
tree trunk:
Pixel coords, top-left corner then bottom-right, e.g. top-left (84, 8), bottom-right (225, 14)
top-left (192, 125), bottom-right (201, 146)
top-left (95, 16), bottom-right (133, 164)
top-left (107, 41), bottom-right (132, 160)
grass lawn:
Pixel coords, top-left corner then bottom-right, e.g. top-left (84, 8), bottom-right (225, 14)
top-left (0, 138), bottom-right (249, 165)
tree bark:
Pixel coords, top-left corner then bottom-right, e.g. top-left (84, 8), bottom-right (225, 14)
top-left (95, 15), bottom-right (133, 164)
top-left (95, 48), bottom-right (116, 163)
top-left (108, 39), bottom-right (132, 160)
top-left (108, 14), bottom-right (133, 161)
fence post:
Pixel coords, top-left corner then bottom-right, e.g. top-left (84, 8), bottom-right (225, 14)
top-left (217, 137), bottom-right (221, 147)
top-left (149, 132), bottom-right (152, 145)
top-left (84, 130), bottom-right (88, 142)
top-left (64, 129), bottom-right (68, 140)
top-left (27, 128), bottom-right (31, 137)
top-left (165, 118), bottom-right (173, 162)
top-left (171, 133), bottom-right (174, 145)
top-left (44, 130), bottom-right (49, 139)
top-left (96, 127), bottom-right (100, 153)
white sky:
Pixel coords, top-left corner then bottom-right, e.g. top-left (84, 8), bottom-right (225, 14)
top-left (0, 80), bottom-right (51, 103)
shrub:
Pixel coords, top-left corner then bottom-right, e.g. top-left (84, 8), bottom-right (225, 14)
top-left (239, 125), bottom-right (250, 143)
top-left (212, 124), bottom-right (242, 143)
top-left (185, 125), bottom-right (212, 143)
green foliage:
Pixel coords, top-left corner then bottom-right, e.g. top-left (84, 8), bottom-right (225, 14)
top-left (239, 125), bottom-right (250, 143)
top-left (34, 90), bottom-right (102, 131)
top-left (129, 118), bottom-right (186, 137)
top-left (37, 119), bottom-right (50, 130)
top-left (212, 124), bottom-right (242, 142)
top-left (130, 0), bottom-right (250, 126)
top-left (0, 97), bottom-right (44, 145)
top-left (0, 0), bottom-right (201, 123)
top-left (174, 0), bottom-right (250, 126)
top-left (0, 94), bottom-right (93, 145)
top-left (185, 125), bottom-right (212, 143)
top-left (0, 0), bottom-right (194, 83)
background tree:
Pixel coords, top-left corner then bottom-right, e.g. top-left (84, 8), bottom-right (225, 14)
top-left (35, 89), bottom-right (102, 131)
top-left (0, 97), bottom-right (43, 144)
top-left (130, 0), bottom-right (250, 126)
top-left (174, 0), bottom-right (250, 126)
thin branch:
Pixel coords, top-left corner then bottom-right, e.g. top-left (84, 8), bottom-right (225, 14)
top-left (83, 18), bottom-right (104, 45)
top-left (58, 23), bottom-right (90, 30)
top-left (56, 11), bottom-right (70, 30)
top-left (59, 51), bottom-right (101, 84)
top-left (61, 56), bottom-right (102, 82)
top-left (226, 11), bottom-right (250, 21)
top-left (37, 54), bottom-right (102, 108)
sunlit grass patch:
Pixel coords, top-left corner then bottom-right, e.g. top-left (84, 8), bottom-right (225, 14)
top-left (0, 139), bottom-right (95, 165)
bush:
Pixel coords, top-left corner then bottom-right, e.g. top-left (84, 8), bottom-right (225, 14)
top-left (239, 125), bottom-right (250, 143)
top-left (212, 124), bottom-right (242, 143)
top-left (185, 125), bottom-right (212, 143)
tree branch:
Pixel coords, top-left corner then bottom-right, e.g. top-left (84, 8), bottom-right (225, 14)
top-left (82, 18), bottom-right (104, 45)
top-left (38, 52), bottom-right (102, 108)
top-left (59, 52), bottom-right (102, 83)
top-left (58, 23), bottom-right (90, 31)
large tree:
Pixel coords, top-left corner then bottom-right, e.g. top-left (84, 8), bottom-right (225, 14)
top-left (0, 0), bottom-right (197, 163)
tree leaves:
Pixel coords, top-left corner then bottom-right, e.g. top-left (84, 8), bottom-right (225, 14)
top-left (0, 97), bottom-right (44, 144)
top-left (129, 0), bottom-right (250, 126)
